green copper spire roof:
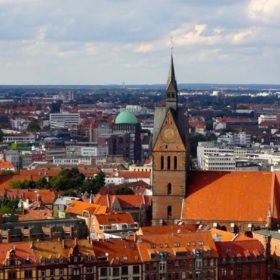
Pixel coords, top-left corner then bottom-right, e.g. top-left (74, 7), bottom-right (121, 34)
top-left (115, 110), bottom-right (138, 124)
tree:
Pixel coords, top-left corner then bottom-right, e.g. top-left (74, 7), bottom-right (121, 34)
top-left (80, 171), bottom-right (105, 194)
top-left (10, 179), bottom-right (36, 189)
top-left (36, 177), bottom-right (50, 189)
top-left (0, 197), bottom-right (19, 214)
top-left (115, 186), bottom-right (135, 195)
top-left (27, 119), bottom-right (41, 132)
top-left (49, 168), bottom-right (85, 191)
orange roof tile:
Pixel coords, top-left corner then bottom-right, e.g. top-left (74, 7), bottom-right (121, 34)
top-left (0, 242), bottom-right (36, 264)
top-left (216, 240), bottom-right (264, 258)
top-left (137, 224), bottom-right (198, 235)
top-left (118, 170), bottom-right (151, 179)
top-left (65, 200), bottom-right (109, 216)
top-left (92, 239), bottom-right (140, 264)
top-left (18, 208), bottom-right (53, 221)
top-left (94, 212), bottom-right (135, 225)
top-left (183, 171), bottom-right (278, 223)
top-left (136, 231), bottom-right (218, 262)
top-left (0, 161), bottom-right (14, 170)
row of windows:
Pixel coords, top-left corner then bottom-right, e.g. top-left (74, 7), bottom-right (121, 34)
top-left (160, 156), bottom-right (177, 170)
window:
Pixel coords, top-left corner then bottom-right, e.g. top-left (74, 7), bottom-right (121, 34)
top-left (100, 268), bottom-right (107, 277)
top-left (73, 268), bottom-right (80, 276)
top-left (145, 263), bottom-right (150, 271)
top-left (161, 156), bottom-right (164, 170)
top-left (122, 266), bottom-right (128, 275)
top-left (174, 156), bottom-right (177, 170)
top-left (167, 205), bottom-right (172, 218)
top-left (50, 269), bottom-right (54, 277)
top-left (167, 183), bottom-right (172, 195)
top-left (167, 156), bottom-right (171, 170)
top-left (86, 267), bottom-right (93, 274)
top-left (133, 265), bottom-right (140, 274)
top-left (8, 271), bottom-right (16, 280)
top-left (24, 270), bottom-right (32, 278)
top-left (113, 267), bottom-right (120, 277)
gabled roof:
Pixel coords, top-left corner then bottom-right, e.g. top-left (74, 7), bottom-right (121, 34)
top-left (0, 242), bottom-right (36, 264)
top-left (183, 171), bottom-right (280, 223)
top-left (216, 240), bottom-right (264, 258)
top-left (153, 109), bottom-right (186, 152)
top-left (137, 224), bottom-right (198, 235)
top-left (92, 239), bottom-right (140, 264)
top-left (118, 170), bottom-right (151, 179)
top-left (94, 212), bottom-right (135, 225)
top-left (136, 231), bottom-right (218, 262)
top-left (65, 200), bottom-right (109, 216)
top-left (93, 194), bottom-right (151, 209)
top-left (32, 239), bottom-right (94, 259)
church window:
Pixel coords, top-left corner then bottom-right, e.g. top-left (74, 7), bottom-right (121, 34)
top-left (167, 206), bottom-right (172, 218)
top-left (167, 183), bottom-right (172, 195)
top-left (167, 156), bottom-right (171, 170)
top-left (161, 156), bottom-right (164, 170)
top-left (174, 156), bottom-right (177, 170)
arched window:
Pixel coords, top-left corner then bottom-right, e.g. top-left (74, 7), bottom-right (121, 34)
top-left (161, 156), bottom-right (164, 170)
top-left (174, 156), bottom-right (177, 170)
top-left (167, 156), bottom-right (171, 170)
top-left (167, 183), bottom-right (172, 195)
top-left (167, 206), bottom-right (172, 218)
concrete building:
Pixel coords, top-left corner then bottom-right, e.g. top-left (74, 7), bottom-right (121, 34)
top-left (50, 112), bottom-right (80, 129)
top-left (0, 218), bottom-right (87, 243)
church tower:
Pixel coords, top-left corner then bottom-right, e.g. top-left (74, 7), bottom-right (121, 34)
top-left (152, 55), bottom-right (189, 225)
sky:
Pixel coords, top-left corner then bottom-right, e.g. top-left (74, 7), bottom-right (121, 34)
top-left (0, 0), bottom-right (279, 85)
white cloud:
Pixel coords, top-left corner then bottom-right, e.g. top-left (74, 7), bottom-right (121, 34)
top-left (84, 43), bottom-right (97, 56)
top-left (231, 29), bottom-right (256, 44)
top-left (134, 43), bottom-right (157, 53)
top-left (170, 24), bottom-right (222, 46)
top-left (0, 0), bottom-right (38, 4)
top-left (248, 0), bottom-right (280, 21)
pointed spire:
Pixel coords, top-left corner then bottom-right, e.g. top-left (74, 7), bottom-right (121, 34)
top-left (166, 53), bottom-right (178, 110)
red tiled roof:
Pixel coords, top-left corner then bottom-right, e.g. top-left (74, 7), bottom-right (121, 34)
top-left (118, 171), bottom-right (151, 179)
top-left (0, 161), bottom-right (14, 170)
top-left (183, 171), bottom-right (279, 223)
top-left (137, 224), bottom-right (198, 235)
top-left (0, 242), bottom-right (36, 264)
top-left (65, 200), bottom-right (109, 215)
top-left (18, 208), bottom-right (53, 221)
top-left (92, 239), bottom-right (141, 264)
top-left (93, 194), bottom-right (151, 209)
top-left (216, 117), bottom-right (255, 123)
top-left (94, 212), bottom-right (135, 225)
top-left (216, 240), bottom-right (264, 258)
top-left (136, 231), bottom-right (218, 262)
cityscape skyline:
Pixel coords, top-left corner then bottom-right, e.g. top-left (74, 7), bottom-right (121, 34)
top-left (0, 0), bottom-right (280, 85)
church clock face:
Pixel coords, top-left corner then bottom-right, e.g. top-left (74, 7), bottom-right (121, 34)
top-left (163, 127), bottom-right (175, 141)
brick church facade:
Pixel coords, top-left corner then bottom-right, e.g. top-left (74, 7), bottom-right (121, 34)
top-left (152, 56), bottom-right (280, 231)
top-left (152, 55), bottom-right (189, 225)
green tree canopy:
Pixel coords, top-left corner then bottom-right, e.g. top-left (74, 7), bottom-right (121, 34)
top-left (115, 186), bottom-right (135, 195)
top-left (27, 119), bottom-right (41, 132)
top-left (50, 168), bottom-right (85, 191)
top-left (80, 171), bottom-right (105, 194)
